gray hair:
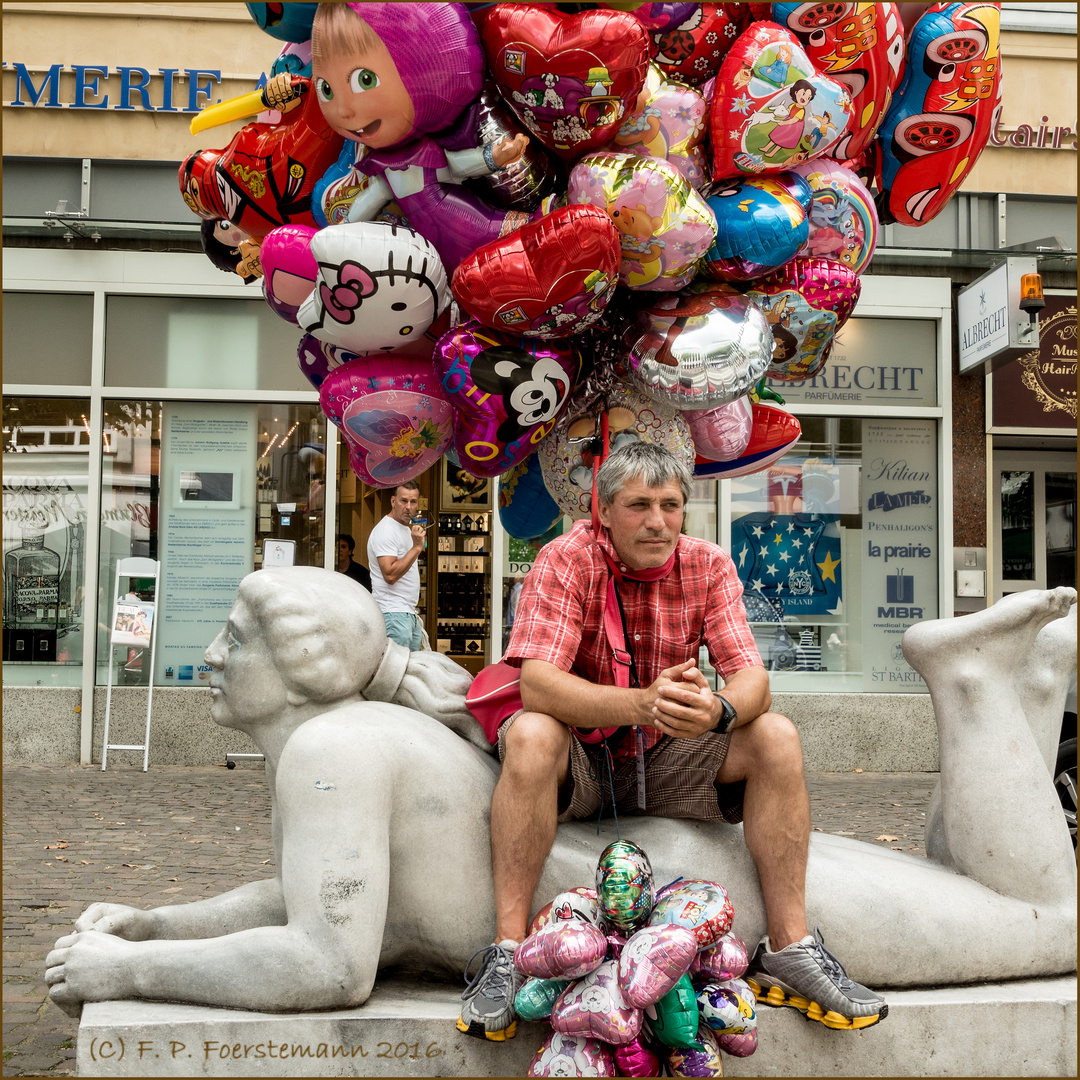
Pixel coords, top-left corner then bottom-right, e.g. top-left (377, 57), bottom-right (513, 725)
top-left (595, 441), bottom-right (692, 508)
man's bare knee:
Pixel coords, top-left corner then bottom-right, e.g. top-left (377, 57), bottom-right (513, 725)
top-left (502, 712), bottom-right (570, 778)
top-left (728, 711), bottom-right (804, 780)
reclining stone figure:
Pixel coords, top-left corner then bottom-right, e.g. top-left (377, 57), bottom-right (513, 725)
top-left (45, 569), bottom-right (1077, 1015)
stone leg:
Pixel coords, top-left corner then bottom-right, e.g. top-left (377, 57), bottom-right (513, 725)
top-left (902, 587), bottom-right (1077, 905)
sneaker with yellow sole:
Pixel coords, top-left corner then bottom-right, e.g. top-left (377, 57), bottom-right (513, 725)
top-left (746, 928), bottom-right (887, 1030)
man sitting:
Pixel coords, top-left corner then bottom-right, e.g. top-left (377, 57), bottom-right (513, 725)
top-left (458, 442), bottom-right (886, 1041)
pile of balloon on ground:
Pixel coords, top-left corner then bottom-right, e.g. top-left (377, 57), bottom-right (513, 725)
top-left (182, 1), bottom-right (1001, 529)
top-left (520, 840), bottom-right (753, 1077)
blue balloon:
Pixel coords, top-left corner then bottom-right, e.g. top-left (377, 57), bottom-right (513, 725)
top-left (701, 173), bottom-right (813, 282)
top-left (245, 3), bottom-right (317, 43)
top-left (499, 453), bottom-right (562, 540)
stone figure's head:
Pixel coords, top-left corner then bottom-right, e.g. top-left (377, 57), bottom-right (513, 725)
top-left (204, 566), bottom-right (386, 730)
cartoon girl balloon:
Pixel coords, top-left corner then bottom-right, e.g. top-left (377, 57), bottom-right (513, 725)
top-left (307, 2), bottom-right (533, 274)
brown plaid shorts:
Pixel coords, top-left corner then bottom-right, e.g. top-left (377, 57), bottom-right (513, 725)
top-left (497, 716), bottom-right (745, 825)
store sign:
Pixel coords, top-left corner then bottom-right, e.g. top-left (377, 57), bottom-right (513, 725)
top-left (1, 62), bottom-right (259, 113)
top-left (957, 257), bottom-right (1038, 374)
top-left (988, 115), bottom-right (1077, 150)
top-left (860, 420), bottom-right (938, 690)
top-left (769, 318), bottom-right (938, 407)
top-left (991, 294), bottom-right (1078, 430)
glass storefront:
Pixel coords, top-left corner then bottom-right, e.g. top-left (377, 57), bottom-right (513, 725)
top-left (2, 397), bottom-right (92, 685)
top-left (730, 416), bottom-right (939, 692)
top-left (3, 253), bottom-right (951, 720)
top-left (95, 400), bottom-right (326, 687)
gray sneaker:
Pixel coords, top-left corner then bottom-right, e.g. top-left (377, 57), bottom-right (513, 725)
top-left (746, 928), bottom-right (888, 1030)
top-left (457, 940), bottom-right (524, 1041)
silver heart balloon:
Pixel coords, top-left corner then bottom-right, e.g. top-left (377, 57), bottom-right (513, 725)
top-left (463, 83), bottom-right (561, 213)
top-left (622, 284), bottom-right (773, 410)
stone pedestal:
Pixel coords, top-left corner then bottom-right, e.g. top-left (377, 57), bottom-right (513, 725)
top-left (78, 976), bottom-right (1077, 1078)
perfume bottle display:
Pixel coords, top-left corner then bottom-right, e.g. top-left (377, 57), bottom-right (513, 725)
top-left (4, 532), bottom-right (61, 629)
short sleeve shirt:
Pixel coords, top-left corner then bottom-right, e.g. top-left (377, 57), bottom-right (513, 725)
top-left (505, 521), bottom-right (763, 747)
top-left (367, 515), bottom-right (419, 613)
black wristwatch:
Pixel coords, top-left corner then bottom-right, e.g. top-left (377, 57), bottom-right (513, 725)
top-left (715, 696), bottom-right (738, 735)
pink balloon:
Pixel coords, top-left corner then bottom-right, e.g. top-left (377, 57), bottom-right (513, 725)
top-left (618, 925), bottom-right (698, 1010)
top-left (791, 158), bottom-right (879, 274)
top-left (528, 1031), bottom-right (617, 1077)
top-left (613, 1035), bottom-right (663, 1077)
top-left (515, 920), bottom-right (608, 981)
top-left (530, 889), bottom-right (602, 935)
top-left (261, 224), bottom-right (319, 323)
top-left (690, 932), bottom-right (749, 982)
top-left (432, 319), bottom-right (585, 479)
top-left (551, 959), bottom-right (643, 1046)
top-left (605, 63), bottom-right (709, 188)
top-left (684, 397), bottom-right (753, 463)
top-left (718, 1028), bottom-right (758, 1057)
top-left (567, 152), bottom-right (716, 292)
top-left (318, 355), bottom-right (454, 489)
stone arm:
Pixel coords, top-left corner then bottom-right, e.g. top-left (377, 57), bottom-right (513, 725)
top-left (45, 726), bottom-right (390, 1013)
top-left (72, 877), bottom-right (287, 942)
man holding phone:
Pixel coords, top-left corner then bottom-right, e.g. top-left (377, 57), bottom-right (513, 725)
top-left (367, 481), bottom-right (428, 650)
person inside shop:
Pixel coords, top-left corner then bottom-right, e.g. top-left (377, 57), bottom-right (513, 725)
top-left (457, 441), bottom-right (887, 1042)
top-left (335, 533), bottom-right (371, 592)
top-left (503, 577), bottom-right (523, 652)
top-left (367, 481), bottom-right (427, 651)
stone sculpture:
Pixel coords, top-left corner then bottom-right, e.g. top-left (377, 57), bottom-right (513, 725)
top-left (46, 570), bottom-right (1077, 1015)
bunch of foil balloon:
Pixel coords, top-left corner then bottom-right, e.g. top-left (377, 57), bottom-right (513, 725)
top-left (180, 2), bottom-right (1002, 532)
top-left (519, 840), bottom-right (758, 1077)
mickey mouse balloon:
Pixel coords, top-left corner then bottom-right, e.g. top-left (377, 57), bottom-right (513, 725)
top-left (433, 319), bottom-right (585, 479)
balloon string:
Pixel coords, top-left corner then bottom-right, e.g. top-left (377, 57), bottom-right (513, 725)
top-left (592, 734), bottom-right (619, 840)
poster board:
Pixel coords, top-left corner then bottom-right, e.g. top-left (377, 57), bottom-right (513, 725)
top-left (111, 601), bottom-right (155, 648)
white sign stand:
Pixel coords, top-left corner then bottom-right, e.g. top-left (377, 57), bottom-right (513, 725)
top-left (101, 557), bottom-right (161, 771)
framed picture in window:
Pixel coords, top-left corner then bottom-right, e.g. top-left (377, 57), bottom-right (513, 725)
top-left (441, 460), bottom-right (491, 510)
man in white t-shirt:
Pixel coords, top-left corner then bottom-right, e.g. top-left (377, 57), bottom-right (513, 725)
top-left (367, 481), bottom-right (427, 650)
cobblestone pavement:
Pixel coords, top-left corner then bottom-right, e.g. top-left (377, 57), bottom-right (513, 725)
top-left (2, 763), bottom-right (938, 1077)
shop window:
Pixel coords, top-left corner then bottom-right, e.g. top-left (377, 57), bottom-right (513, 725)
top-left (104, 296), bottom-right (311, 393)
top-left (96, 400), bottom-right (326, 687)
top-left (730, 417), bottom-right (939, 692)
top-left (2, 397), bottom-right (92, 686)
top-left (3, 293), bottom-right (93, 386)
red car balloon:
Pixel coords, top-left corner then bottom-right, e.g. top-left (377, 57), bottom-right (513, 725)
top-left (480, 3), bottom-right (652, 160)
top-left (773, 3), bottom-right (907, 161)
top-left (876, 2), bottom-right (1003, 226)
top-left (709, 22), bottom-right (854, 181)
top-left (178, 83), bottom-right (344, 240)
top-left (451, 204), bottom-right (621, 339)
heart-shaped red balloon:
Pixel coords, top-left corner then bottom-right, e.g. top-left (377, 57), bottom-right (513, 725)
top-left (480, 4), bottom-right (651, 160)
top-left (451, 204), bottom-right (621, 339)
top-left (709, 22), bottom-right (854, 181)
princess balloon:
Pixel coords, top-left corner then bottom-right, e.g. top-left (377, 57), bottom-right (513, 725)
top-left (308, 2), bottom-right (533, 274)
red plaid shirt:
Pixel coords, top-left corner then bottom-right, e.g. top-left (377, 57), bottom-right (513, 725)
top-left (505, 521), bottom-right (763, 753)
